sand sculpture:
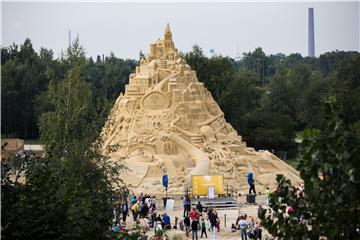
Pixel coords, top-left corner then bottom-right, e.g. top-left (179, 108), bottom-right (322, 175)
top-left (102, 24), bottom-right (302, 194)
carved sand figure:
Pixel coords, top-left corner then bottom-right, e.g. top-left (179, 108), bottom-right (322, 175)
top-left (101, 24), bottom-right (302, 194)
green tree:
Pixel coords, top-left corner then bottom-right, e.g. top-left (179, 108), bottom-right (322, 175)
top-left (259, 174), bottom-right (310, 239)
top-left (260, 96), bottom-right (360, 239)
top-left (102, 54), bottom-right (135, 100)
top-left (217, 69), bottom-right (262, 136)
top-left (1, 39), bottom-right (125, 239)
top-left (330, 55), bottom-right (360, 126)
top-left (243, 65), bottom-right (297, 155)
top-left (241, 47), bottom-right (266, 72)
top-left (1, 39), bottom-right (53, 139)
top-left (298, 96), bottom-right (360, 239)
top-left (184, 45), bottom-right (236, 101)
top-left (295, 72), bottom-right (330, 129)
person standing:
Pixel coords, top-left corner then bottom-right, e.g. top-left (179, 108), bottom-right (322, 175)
top-left (150, 210), bottom-right (157, 227)
top-left (200, 218), bottom-right (207, 238)
top-left (150, 196), bottom-right (157, 212)
top-left (257, 205), bottom-right (264, 219)
top-left (121, 200), bottom-right (129, 223)
top-left (189, 207), bottom-right (199, 221)
top-left (254, 222), bottom-right (262, 240)
top-left (189, 207), bottom-right (200, 238)
top-left (179, 217), bottom-right (184, 231)
top-left (208, 208), bottom-right (219, 240)
top-left (196, 201), bottom-right (203, 216)
top-left (264, 187), bottom-right (270, 205)
top-left (191, 217), bottom-right (200, 240)
top-left (130, 201), bottom-right (139, 221)
top-left (155, 220), bottom-right (163, 235)
top-left (249, 217), bottom-right (255, 240)
top-left (238, 216), bottom-right (248, 240)
top-left (182, 197), bottom-right (187, 217)
top-left (183, 195), bottom-right (191, 217)
top-left (184, 215), bottom-right (191, 237)
top-left (247, 172), bottom-right (256, 195)
top-left (140, 202), bottom-right (149, 218)
top-left (138, 192), bottom-right (144, 202)
top-left (213, 209), bottom-right (220, 232)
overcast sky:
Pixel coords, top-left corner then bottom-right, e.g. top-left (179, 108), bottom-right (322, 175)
top-left (2, 2), bottom-right (359, 59)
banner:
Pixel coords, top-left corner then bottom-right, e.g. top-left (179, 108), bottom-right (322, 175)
top-left (192, 175), bottom-right (224, 195)
top-left (165, 199), bottom-right (174, 212)
top-left (162, 175), bottom-right (168, 188)
top-left (208, 186), bottom-right (215, 199)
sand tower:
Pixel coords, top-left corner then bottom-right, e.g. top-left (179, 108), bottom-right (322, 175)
top-left (101, 24), bottom-right (302, 194)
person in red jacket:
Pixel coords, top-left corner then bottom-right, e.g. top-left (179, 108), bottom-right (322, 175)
top-left (189, 207), bottom-right (200, 239)
top-left (189, 207), bottom-right (199, 221)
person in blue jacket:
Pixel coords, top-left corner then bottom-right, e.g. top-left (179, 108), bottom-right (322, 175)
top-left (247, 172), bottom-right (256, 195)
top-left (130, 194), bottom-right (137, 205)
top-left (162, 213), bottom-right (171, 229)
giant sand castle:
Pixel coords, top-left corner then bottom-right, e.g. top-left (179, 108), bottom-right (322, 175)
top-left (102, 24), bottom-right (302, 194)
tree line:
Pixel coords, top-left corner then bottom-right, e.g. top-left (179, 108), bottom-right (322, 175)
top-left (184, 46), bottom-right (360, 159)
top-left (2, 39), bottom-right (360, 159)
top-left (1, 39), bottom-right (136, 139)
top-left (259, 97), bottom-right (360, 239)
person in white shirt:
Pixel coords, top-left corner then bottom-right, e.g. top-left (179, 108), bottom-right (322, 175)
top-left (238, 216), bottom-right (248, 240)
top-left (155, 220), bottom-right (162, 234)
top-left (145, 197), bottom-right (151, 208)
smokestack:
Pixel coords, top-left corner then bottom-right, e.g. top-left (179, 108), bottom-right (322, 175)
top-left (308, 8), bottom-right (315, 57)
top-left (68, 30), bottom-right (72, 48)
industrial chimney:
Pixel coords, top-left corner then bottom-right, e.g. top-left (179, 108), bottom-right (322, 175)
top-left (308, 8), bottom-right (315, 57)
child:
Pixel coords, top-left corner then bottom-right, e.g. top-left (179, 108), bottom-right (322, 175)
top-left (179, 218), bottom-right (184, 231)
top-left (231, 223), bottom-right (237, 232)
top-left (200, 218), bottom-right (207, 238)
top-left (174, 216), bottom-right (179, 229)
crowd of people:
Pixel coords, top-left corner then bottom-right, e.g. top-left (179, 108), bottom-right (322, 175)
top-left (163, 196), bottom-right (223, 240)
top-left (235, 214), bottom-right (263, 240)
top-left (112, 193), bottom-right (271, 240)
top-left (110, 172), bottom-right (306, 239)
